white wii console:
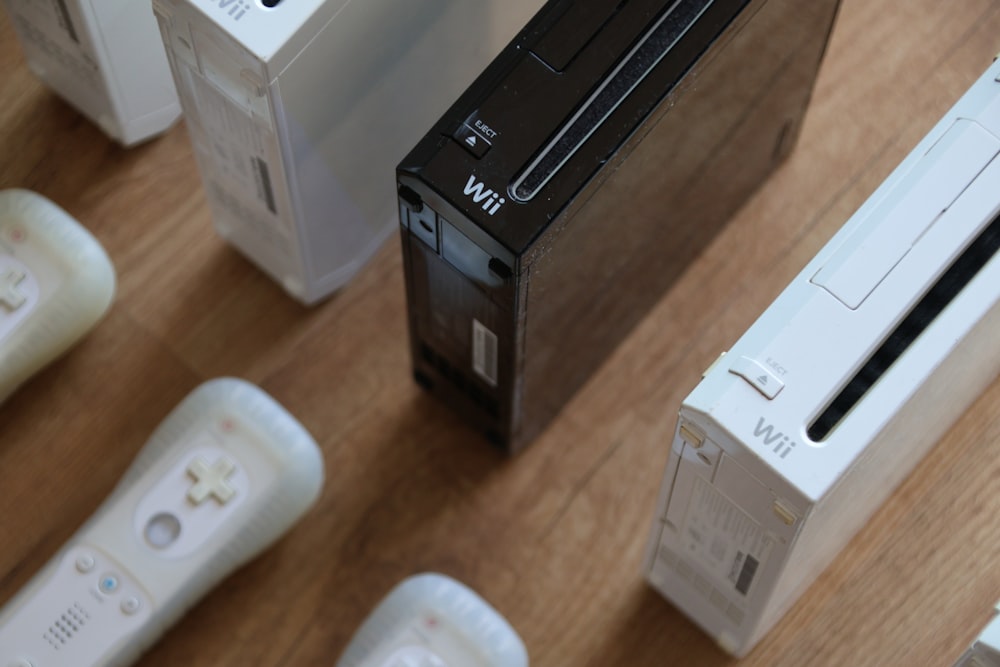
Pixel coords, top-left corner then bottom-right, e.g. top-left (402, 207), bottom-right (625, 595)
top-left (2, 0), bottom-right (180, 145)
top-left (0, 378), bottom-right (324, 666)
top-left (956, 601), bottom-right (1000, 667)
top-left (151, 0), bottom-right (543, 305)
top-left (337, 573), bottom-right (528, 667)
top-left (643, 59), bottom-right (1000, 656)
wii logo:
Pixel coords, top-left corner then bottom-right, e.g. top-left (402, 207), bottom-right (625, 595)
top-left (210, 0), bottom-right (250, 21)
top-left (752, 417), bottom-right (797, 459)
top-left (463, 175), bottom-right (506, 216)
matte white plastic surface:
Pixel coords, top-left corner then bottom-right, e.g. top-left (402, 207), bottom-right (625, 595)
top-left (0, 378), bottom-right (325, 666)
top-left (337, 573), bottom-right (528, 667)
top-left (2, 0), bottom-right (180, 145)
top-left (0, 189), bottom-right (115, 403)
top-left (152, 0), bottom-right (544, 303)
top-left (644, 60), bottom-right (1000, 657)
top-left (812, 119), bottom-right (999, 308)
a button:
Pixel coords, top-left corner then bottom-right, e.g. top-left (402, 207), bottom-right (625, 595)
top-left (453, 124), bottom-right (491, 158)
top-left (144, 512), bottom-right (182, 549)
top-left (75, 554), bottom-right (96, 573)
top-left (186, 456), bottom-right (237, 505)
top-left (121, 596), bottom-right (142, 615)
top-left (728, 356), bottom-right (784, 399)
top-left (98, 574), bottom-right (120, 594)
top-left (0, 269), bottom-right (27, 311)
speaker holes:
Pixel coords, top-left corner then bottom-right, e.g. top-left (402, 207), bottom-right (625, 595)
top-left (43, 602), bottom-right (89, 649)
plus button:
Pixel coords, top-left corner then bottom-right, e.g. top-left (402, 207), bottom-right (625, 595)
top-left (186, 457), bottom-right (237, 505)
top-left (0, 269), bottom-right (27, 311)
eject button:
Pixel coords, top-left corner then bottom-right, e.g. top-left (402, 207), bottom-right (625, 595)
top-left (729, 356), bottom-right (784, 400)
top-left (453, 124), bottom-right (491, 158)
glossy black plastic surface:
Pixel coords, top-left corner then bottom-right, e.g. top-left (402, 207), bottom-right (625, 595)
top-left (399, 0), bottom-right (841, 451)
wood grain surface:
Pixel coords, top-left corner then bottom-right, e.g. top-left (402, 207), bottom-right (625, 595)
top-left (2, 1), bottom-right (1000, 665)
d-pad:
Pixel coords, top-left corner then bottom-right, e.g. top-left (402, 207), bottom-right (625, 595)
top-left (0, 269), bottom-right (27, 311)
top-left (186, 456), bottom-right (237, 505)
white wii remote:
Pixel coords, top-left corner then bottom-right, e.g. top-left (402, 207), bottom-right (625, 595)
top-left (0, 189), bottom-right (115, 403)
top-left (0, 378), bottom-right (325, 666)
top-left (337, 573), bottom-right (528, 667)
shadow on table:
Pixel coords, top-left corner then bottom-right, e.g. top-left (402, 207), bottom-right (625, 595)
top-left (582, 584), bottom-right (740, 667)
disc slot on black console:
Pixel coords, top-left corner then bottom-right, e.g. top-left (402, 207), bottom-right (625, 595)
top-left (510, 0), bottom-right (715, 202)
top-left (807, 207), bottom-right (1000, 442)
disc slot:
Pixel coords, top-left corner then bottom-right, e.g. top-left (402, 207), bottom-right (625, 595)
top-left (807, 208), bottom-right (1000, 442)
top-left (510, 0), bottom-right (716, 202)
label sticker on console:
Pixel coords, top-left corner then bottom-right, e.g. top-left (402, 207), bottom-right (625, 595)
top-left (176, 60), bottom-right (292, 264)
top-left (472, 319), bottom-right (498, 387)
top-left (5, 0), bottom-right (101, 88)
top-left (683, 476), bottom-right (771, 599)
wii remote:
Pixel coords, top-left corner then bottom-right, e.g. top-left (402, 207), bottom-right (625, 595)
top-left (337, 573), bottom-right (528, 667)
top-left (0, 378), bottom-right (325, 666)
top-left (0, 189), bottom-right (115, 403)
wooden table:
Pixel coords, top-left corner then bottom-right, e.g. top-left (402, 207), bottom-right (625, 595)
top-left (2, 1), bottom-right (1000, 664)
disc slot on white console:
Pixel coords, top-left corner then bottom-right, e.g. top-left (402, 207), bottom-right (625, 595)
top-left (808, 204), bottom-right (1000, 441)
top-left (811, 120), bottom-right (1000, 309)
top-left (510, 0), bottom-right (722, 202)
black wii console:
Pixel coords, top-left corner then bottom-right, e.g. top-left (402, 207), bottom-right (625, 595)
top-left (398, 0), bottom-right (840, 452)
